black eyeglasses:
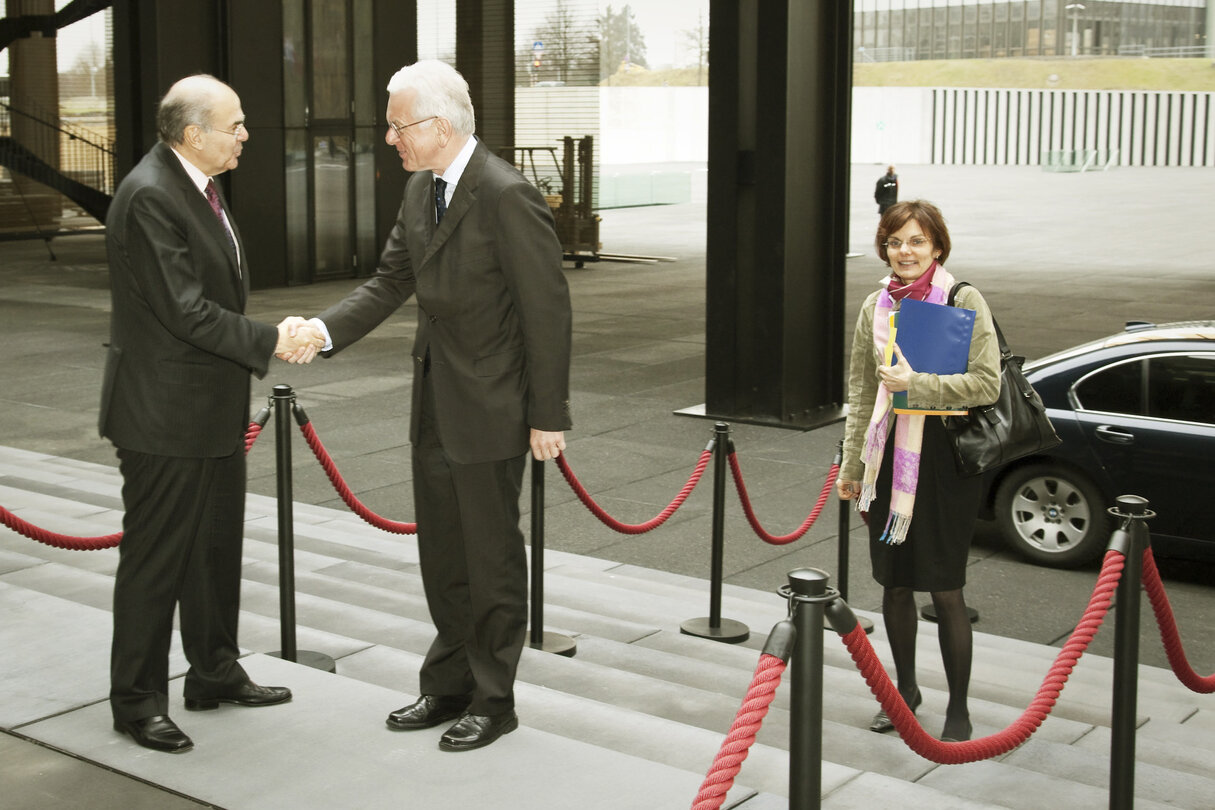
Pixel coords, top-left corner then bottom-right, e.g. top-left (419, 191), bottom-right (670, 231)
top-left (388, 116), bottom-right (437, 139)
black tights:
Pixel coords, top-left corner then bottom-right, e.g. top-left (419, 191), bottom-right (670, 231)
top-left (882, 586), bottom-right (973, 740)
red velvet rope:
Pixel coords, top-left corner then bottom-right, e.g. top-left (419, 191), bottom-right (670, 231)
top-left (838, 549), bottom-right (1125, 763)
top-left (1, 421), bottom-right (266, 551)
top-left (297, 421), bottom-right (417, 535)
top-left (244, 421), bottom-right (264, 454)
top-left (729, 454), bottom-right (840, 545)
top-left (0, 506), bottom-right (121, 551)
top-left (554, 449), bottom-right (712, 535)
top-left (691, 653), bottom-right (786, 810)
top-left (1141, 547), bottom-right (1215, 693)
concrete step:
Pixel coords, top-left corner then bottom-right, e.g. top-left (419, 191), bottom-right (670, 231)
top-left (3, 447), bottom-right (1214, 809)
top-left (14, 647), bottom-right (756, 810)
top-left (1002, 735), bottom-right (1215, 808)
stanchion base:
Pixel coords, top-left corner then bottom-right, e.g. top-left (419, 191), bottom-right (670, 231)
top-left (918, 604), bottom-right (980, 624)
top-left (530, 631), bottom-right (578, 658)
top-left (827, 615), bottom-right (875, 634)
top-left (268, 650), bottom-right (337, 673)
top-left (680, 617), bottom-right (750, 644)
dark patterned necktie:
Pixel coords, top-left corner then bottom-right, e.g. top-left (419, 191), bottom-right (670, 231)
top-left (205, 179), bottom-right (238, 259)
top-left (434, 177), bottom-right (447, 224)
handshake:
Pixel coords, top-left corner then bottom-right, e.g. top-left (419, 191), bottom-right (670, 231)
top-left (275, 316), bottom-right (326, 364)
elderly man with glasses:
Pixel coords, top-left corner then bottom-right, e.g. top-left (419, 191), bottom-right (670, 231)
top-left (101, 74), bottom-right (318, 754)
top-left (289, 60), bottom-right (572, 752)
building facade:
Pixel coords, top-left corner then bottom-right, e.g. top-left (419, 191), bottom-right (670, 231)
top-left (855, 0), bottom-right (1209, 61)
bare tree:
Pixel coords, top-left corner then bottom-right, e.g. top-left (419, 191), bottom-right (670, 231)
top-left (527, 0), bottom-right (599, 86)
top-left (682, 10), bottom-right (708, 86)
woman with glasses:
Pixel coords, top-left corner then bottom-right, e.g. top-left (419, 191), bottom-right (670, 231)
top-left (836, 199), bottom-right (1001, 743)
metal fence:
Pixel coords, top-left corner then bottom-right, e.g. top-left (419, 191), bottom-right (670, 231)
top-left (931, 87), bottom-right (1215, 168)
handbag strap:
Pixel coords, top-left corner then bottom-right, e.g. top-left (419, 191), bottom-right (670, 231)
top-left (948, 281), bottom-right (1010, 359)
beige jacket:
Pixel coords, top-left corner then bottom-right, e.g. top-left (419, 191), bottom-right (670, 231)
top-left (840, 283), bottom-right (1002, 482)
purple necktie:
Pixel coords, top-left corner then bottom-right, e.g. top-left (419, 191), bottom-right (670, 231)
top-left (205, 179), bottom-right (238, 259)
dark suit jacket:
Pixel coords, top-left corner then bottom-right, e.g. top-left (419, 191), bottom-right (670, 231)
top-left (318, 140), bottom-right (572, 464)
top-left (100, 141), bottom-right (278, 458)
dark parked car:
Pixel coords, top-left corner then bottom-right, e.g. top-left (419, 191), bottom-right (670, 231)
top-left (979, 321), bottom-right (1215, 568)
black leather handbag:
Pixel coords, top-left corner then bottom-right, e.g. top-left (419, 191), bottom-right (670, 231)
top-left (943, 283), bottom-right (1061, 477)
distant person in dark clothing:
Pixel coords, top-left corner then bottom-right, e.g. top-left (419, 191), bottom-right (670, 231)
top-left (875, 165), bottom-right (899, 214)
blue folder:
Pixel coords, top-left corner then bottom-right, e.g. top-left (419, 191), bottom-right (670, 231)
top-left (887, 297), bottom-right (975, 415)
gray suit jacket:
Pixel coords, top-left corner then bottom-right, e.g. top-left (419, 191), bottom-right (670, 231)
top-left (99, 142), bottom-right (277, 458)
top-left (318, 140), bottom-right (572, 464)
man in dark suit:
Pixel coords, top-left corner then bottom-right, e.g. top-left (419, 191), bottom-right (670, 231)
top-left (101, 74), bottom-right (319, 753)
top-left (875, 164), bottom-right (899, 214)
top-left (297, 60), bottom-right (572, 752)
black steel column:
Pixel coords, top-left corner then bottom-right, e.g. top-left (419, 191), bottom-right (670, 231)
top-left (697, 0), bottom-right (853, 429)
top-left (456, 0), bottom-right (514, 156)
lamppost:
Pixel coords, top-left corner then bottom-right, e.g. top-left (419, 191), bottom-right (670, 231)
top-left (1066, 3), bottom-right (1085, 57)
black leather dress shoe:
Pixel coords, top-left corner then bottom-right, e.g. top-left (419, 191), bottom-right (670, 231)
top-left (114, 715), bottom-right (193, 753)
top-left (184, 681), bottom-right (292, 711)
top-left (386, 695), bottom-right (471, 731)
top-left (438, 710), bottom-right (518, 752)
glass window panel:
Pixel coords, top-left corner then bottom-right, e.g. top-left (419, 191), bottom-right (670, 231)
top-left (353, 0), bottom-right (376, 125)
top-left (354, 128), bottom-right (378, 277)
top-left (418, 0), bottom-right (456, 63)
top-left (283, 0), bottom-right (307, 127)
top-left (1074, 359), bottom-right (1145, 416)
top-left (1147, 355), bottom-right (1215, 424)
top-left (311, 0), bottom-right (350, 121)
top-left (313, 134), bottom-right (352, 279)
top-left (284, 130), bottom-right (309, 284)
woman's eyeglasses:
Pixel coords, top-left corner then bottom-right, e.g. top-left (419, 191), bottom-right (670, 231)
top-left (883, 237), bottom-right (930, 250)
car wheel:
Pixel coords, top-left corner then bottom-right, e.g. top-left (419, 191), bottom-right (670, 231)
top-left (994, 463), bottom-right (1110, 568)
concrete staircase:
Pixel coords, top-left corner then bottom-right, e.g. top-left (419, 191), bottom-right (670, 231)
top-left (3, 445), bottom-right (1213, 809)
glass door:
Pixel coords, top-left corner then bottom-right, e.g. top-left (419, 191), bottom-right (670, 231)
top-left (282, 0), bottom-right (377, 284)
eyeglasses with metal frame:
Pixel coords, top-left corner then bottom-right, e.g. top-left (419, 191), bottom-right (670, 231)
top-left (883, 237), bottom-right (931, 250)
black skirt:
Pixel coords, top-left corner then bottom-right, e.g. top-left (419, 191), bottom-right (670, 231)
top-left (865, 416), bottom-right (981, 592)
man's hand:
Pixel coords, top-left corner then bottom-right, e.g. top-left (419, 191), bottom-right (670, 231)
top-left (530, 429), bottom-right (566, 461)
top-left (276, 316), bottom-right (324, 364)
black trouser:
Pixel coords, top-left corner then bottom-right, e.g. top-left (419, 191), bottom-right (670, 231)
top-left (111, 448), bottom-right (248, 722)
top-left (412, 376), bottom-right (528, 717)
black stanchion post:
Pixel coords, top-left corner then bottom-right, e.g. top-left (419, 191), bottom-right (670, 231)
top-left (681, 422), bottom-right (749, 643)
top-left (782, 568), bottom-right (838, 810)
top-left (267, 385), bottom-right (335, 673)
top-left (529, 455), bottom-right (576, 657)
top-left (273, 385), bottom-right (297, 662)
top-left (835, 441), bottom-right (849, 601)
top-left (1109, 494), bottom-right (1152, 810)
top-left (833, 440), bottom-right (874, 635)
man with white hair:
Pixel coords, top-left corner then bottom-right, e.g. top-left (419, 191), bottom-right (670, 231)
top-left (298, 60), bottom-right (572, 752)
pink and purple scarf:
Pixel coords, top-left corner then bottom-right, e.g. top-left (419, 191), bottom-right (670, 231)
top-left (857, 263), bottom-right (956, 544)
